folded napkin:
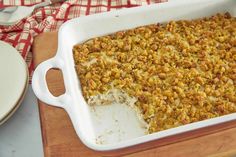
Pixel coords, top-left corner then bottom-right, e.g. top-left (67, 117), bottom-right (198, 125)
top-left (0, 0), bottom-right (166, 80)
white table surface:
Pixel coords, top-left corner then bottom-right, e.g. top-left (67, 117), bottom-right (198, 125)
top-left (0, 85), bottom-right (44, 157)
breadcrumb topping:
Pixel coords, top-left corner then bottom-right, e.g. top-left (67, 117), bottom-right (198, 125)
top-left (73, 13), bottom-right (236, 133)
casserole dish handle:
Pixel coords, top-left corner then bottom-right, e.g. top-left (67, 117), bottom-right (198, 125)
top-left (32, 57), bottom-right (65, 108)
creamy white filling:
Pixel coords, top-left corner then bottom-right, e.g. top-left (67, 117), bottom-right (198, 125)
top-left (88, 88), bottom-right (148, 130)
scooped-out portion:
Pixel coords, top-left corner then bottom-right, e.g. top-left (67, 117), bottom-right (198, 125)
top-left (89, 88), bottom-right (147, 144)
top-left (73, 13), bottom-right (236, 134)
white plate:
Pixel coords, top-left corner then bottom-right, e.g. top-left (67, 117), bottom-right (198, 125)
top-left (32, 0), bottom-right (236, 151)
top-left (0, 41), bottom-right (28, 122)
top-left (0, 74), bottom-right (28, 125)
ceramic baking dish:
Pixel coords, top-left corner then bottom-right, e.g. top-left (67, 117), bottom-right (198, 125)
top-left (32, 0), bottom-right (236, 151)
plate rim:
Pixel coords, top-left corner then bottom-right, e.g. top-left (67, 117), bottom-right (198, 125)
top-left (0, 71), bottom-right (29, 125)
top-left (0, 40), bottom-right (29, 121)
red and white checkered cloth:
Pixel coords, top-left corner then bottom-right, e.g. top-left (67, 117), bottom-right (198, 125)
top-left (0, 0), bottom-right (167, 80)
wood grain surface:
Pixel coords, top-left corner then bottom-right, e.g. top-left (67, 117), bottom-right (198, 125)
top-left (32, 31), bottom-right (236, 157)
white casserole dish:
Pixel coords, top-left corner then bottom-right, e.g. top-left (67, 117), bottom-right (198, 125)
top-left (32, 0), bottom-right (236, 151)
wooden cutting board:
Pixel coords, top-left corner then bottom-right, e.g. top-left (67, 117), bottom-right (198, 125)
top-left (32, 31), bottom-right (236, 157)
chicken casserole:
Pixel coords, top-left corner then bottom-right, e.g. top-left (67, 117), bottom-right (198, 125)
top-left (73, 13), bottom-right (236, 133)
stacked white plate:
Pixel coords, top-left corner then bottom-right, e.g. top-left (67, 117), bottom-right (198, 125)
top-left (0, 40), bottom-right (28, 125)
